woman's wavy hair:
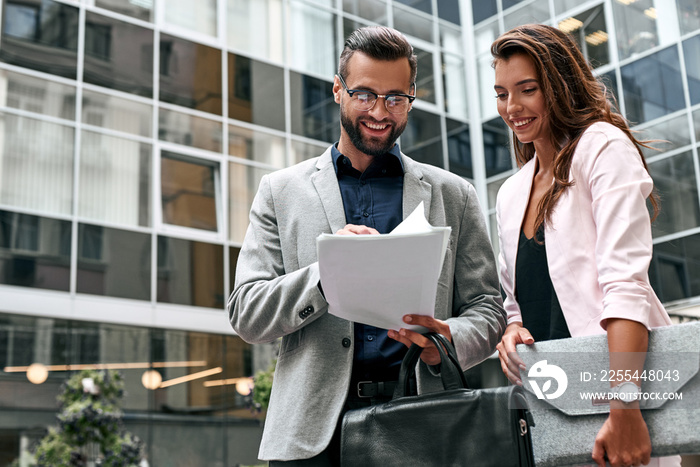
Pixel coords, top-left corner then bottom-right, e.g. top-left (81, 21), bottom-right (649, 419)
top-left (491, 24), bottom-right (658, 232)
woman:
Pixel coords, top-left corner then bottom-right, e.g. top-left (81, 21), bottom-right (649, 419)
top-left (492, 24), bottom-right (679, 467)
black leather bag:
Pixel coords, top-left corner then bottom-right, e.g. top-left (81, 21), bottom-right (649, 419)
top-left (340, 332), bottom-right (535, 467)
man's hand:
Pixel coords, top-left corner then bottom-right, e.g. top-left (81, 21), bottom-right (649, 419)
top-left (388, 315), bottom-right (452, 365)
top-left (335, 224), bottom-right (380, 235)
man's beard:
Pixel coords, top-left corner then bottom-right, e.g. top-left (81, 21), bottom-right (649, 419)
top-left (340, 108), bottom-right (407, 157)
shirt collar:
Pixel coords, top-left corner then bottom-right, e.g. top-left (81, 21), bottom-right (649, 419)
top-left (331, 143), bottom-right (404, 176)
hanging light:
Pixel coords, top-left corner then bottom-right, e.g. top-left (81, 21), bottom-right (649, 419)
top-left (141, 369), bottom-right (163, 390)
top-left (26, 363), bottom-right (49, 385)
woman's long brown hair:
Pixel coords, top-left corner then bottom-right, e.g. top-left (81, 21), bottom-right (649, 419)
top-left (491, 24), bottom-right (658, 234)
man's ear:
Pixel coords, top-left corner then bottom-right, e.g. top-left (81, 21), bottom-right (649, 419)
top-left (333, 76), bottom-right (341, 104)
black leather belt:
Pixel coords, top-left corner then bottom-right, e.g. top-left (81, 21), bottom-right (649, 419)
top-left (356, 381), bottom-right (397, 398)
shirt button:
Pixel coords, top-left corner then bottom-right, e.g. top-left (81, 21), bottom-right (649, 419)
top-left (367, 335), bottom-right (374, 341)
top-left (362, 212), bottom-right (369, 217)
top-left (342, 338), bottom-right (351, 348)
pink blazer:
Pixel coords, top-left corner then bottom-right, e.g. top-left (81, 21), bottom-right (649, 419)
top-left (496, 122), bottom-right (673, 336)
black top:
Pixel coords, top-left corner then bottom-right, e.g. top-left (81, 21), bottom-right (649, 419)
top-left (515, 227), bottom-right (571, 342)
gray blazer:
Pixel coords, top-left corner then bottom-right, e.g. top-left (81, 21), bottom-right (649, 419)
top-left (228, 147), bottom-right (506, 461)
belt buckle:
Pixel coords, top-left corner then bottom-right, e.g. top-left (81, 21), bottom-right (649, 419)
top-left (357, 381), bottom-right (373, 398)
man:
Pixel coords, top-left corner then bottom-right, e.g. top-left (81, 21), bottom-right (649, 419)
top-left (228, 26), bottom-right (505, 466)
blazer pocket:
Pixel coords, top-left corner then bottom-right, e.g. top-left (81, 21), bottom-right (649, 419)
top-left (279, 328), bottom-right (304, 357)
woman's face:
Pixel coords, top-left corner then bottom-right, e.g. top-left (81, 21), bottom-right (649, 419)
top-left (494, 53), bottom-right (552, 155)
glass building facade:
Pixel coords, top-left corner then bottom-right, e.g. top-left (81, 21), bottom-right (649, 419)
top-left (0, 0), bottom-right (698, 464)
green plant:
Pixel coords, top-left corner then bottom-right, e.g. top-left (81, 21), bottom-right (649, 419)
top-left (252, 361), bottom-right (275, 412)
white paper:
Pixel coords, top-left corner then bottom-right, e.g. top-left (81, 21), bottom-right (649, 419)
top-left (317, 202), bottom-right (451, 331)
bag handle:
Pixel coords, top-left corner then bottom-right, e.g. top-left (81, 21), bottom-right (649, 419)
top-left (394, 332), bottom-right (468, 398)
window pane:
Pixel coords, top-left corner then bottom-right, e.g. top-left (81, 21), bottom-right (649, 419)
top-left (290, 2), bottom-right (337, 77)
top-left (0, 112), bottom-right (74, 215)
top-left (84, 12), bottom-right (154, 98)
top-left (636, 113), bottom-right (691, 159)
top-left (443, 54), bottom-right (467, 118)
top-left (474, 20), bottom-right (499, 54)
top-left (553, 0), bottom-right (587, 15)
top-left (229, 162), bottom-right (272, 243)
top-left (483, 117), bottom-right (512, 177)
top-left (159, 34), bottom-right (222, 115)
top-left (394, 5), bottom-right (433, 43)
top-left (678, 0), bottom-right (700, 35)
top-left (694, 108), bottom-right (700, 141)
top-left (342, 0), bottom-right (387, 24)
top-left (621, 47), bottom-right (685, 125)
top-left (487, 176), bottom-right (508, 210)
top-left (650, 233), bottom-right (700, 302)
top-left (95, 0), bottom-right (153, 22)
top-left (80, 131), bottom-right (151, 227)
top-left (478, 53), bottom-right (498, 119)
top-left (446, 118), bottom-right (470, 178)
top-left (503, 1), bottom-right (550, 31)
top-left (395, 0), bottom-right (431, 15)
top-left (441, 24), bottom-right (462, 55)
top-left (229, 53), bottom-right (285, 131)
top-left (600, 70), bottom-right (620, 112)
top-left (164, 0), bottom-right (217, 37)
top-left (472, 0), bottom-right (497, 24)
top-left (157, 237), bottom-right (224, 308)
top-left (612, 0), bottom-right (680, 60)
top-left (402, 108), bottom-right (443, 168)
top-left (0, 0), bottom-right (78, 79)
top-left (159, 108), bottom-right (222, 152)
top-left (0, 211), bottom-right (71, 291)
top-left (291, 139), bottom-right (328, 164)
top-left (560, 6), bottom-right (609, 67)
top-left (229, 125), bottom-right (286, 168)
top-left (227, 0), bottom-right (283, 63)
top-left (648, 151), bottom-right (700, 238)
top-left (0, 69), bottom-right (75, 120)
top-left (161, 154), bottom-right (218, 232)
top-left (289, 72), bottom-right (338, 143)
top-left (77, 224), bottom-right (151, 301)
top-left (437, 0), bottom-right (460, 25)
top-left (82, 89), bottom-right (152, 137)
top-left (415, 47), bottom-right (435, 104)
top-left (684, 35), bottom-right (700, 106)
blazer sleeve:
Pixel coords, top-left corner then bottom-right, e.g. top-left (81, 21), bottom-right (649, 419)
top-left (227, 174), bottom-right (328, 344)
top-left (577, 126), bottom-right (656, 330)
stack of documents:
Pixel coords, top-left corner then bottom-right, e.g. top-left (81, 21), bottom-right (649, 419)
top-left (317, 202), bottom-right (451, 331)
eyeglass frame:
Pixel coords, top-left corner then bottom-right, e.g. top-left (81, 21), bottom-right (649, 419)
top-left (336, 74), bottom-right (416, 114)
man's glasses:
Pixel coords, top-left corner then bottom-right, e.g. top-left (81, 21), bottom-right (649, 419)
top-left (337, 74), bottom-right (416, 114)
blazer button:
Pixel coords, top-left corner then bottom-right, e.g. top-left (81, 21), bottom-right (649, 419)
top-left (342, 338), bottom-right (351, 348)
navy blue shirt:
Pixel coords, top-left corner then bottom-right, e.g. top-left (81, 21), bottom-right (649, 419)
top-left (331, 143), bottom-right (408, 384)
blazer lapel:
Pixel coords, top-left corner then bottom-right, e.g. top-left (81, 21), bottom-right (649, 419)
top-left (311, 149), bottom-right (347, 234)
top-left (401, 155), bottom-right (432, 220)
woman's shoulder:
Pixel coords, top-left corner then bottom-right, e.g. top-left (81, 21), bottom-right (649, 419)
top-left (578, 121), bottom-right (631, 146)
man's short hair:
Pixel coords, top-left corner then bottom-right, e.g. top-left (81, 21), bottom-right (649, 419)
top-left (338, 26), bottom-right (417, 85)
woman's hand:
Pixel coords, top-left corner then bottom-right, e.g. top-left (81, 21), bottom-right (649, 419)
top-left (592, 407), bottom-right (652, 467)
top-left (495, 322), bottom-right (534, 385)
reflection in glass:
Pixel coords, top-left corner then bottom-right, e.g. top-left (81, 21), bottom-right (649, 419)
top-left (443, 54), bottom-right (467, 118)
top-left (84, 12), bottom-right (154, 98)
top-left (635, 114), bottom-right (691, 159)
top-left (0, 68), bottom-right (75, 120)
top-left (229, 162), bottom-right (272, 243)
top-left (437, 0), bottom-right (460, 25)
top-left (415, 47), bottom-right (435, 104)
top-left (694, 108), bottom-right (700, 142)
top-left (502, 0), bottom-right (526, 9)
top-left (402, 108), bottom-right (443, 168)
top-left (446, 119), bottom-right (471, 178)
top-left (229, 125), bottom-right (286, 168)
top-left (560, 6), bottom-right (609, 67)
top-left (504, 1), bottom-right (549, 31)
top-left (342, 0), bottom-right (387, 24)
top-left (164, 0), bottom-right (217, 37)
top-left (553, 0), bottom-right (586, 15)
top-left (157, 236), bottom-right (224, 308)
top-left (159, 34), bottom-right (222, 115)
top-left (648, 151), bottom-right (700, 238)
top-left (229, 53), bottom-right (285, 131)
top-left (472, 0), bottom-right (497, 25)
top-left (483, 117), bottom-right (512, 177)
top-left (159, 108), bottom-right (222, 152)
top-left (600, 71), bottom-right (620, 113)
top-left (0, 112), bottom-right (74, 215)
top-left (82, 89), bottom-right (152, 137)
top-left (77, 224), bottom-right (151, 300)
top-left (395, 0), bottom-right (431, 15)
top-left (621, 47), bottom-right (685, 125)
top-left (161, 154), bottom-right (218, 232)
top-left (228, 0), bottom-right (283, 62)
top-left (441, 24), bottom-right (462, 55)
top-left (0, 0), bottom-right (78, 79)
top-left (678, 0), bottom-right (700, 35)
top-left (684, 35), bottom-right (700, 105)
top-left (291, 139), bottom-right (328, 164)
top-left (650, 233), bottom-right (700, 303)
top-left (95, 0), bottom-right (153, 22)
top-left (0, 211), bottom-right (71, 291)
top-left (474, 20), bottom-right (499, 54)
top-left (290, 2), bottom-right (337, 77)
top-left (478, 53), bottom-right (498, 119)
top-left (393, 5), bottom-right (433, 43)
top-left (612, 0), bottom-right (680, 60)
top-left (290, 72), bottom-right (338, 143)
top-left (80, 131), bottom-right (151, 227)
